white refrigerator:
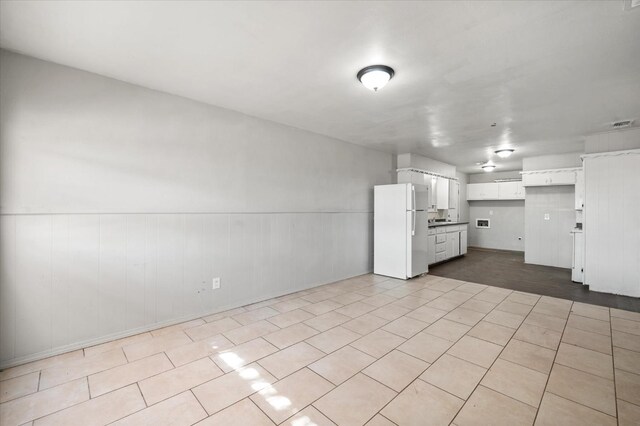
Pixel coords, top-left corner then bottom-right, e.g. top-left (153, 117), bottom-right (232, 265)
top-left (374, 183), bottom-right (429, 279)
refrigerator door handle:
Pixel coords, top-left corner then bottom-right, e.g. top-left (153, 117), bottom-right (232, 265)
top-left (412, 185), bottom-right (416, 211)
top-left (411, 211), bottom-right (416, 236)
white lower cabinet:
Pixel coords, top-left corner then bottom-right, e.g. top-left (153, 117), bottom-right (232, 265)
top-left (427, 235), bottom-right (436, 265)
top-left (428, 224), bottom-right (467, 265)
top-left (460, 230), bottom-right (467, 255)
top-left (446, 232), bottom-right (460, 258)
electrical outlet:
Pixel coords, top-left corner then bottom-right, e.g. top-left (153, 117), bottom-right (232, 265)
top-left (212, 277), bottom-right (221, 290)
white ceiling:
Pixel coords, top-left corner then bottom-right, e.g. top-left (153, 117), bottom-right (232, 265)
top-left (1, 1), bottom-right (639, 173)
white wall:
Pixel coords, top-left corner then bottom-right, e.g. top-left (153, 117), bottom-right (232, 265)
top-left (585, 128), bottom-right (640, 153)
top-left (469, 171), bottom-right (522, 184)
top-left (522, 153), bottom-right (582, 171)
top-left (524, 186), bottom-right (575, 268)
top-left (0, 50), bottom-right (393, 367)
top-left (467, 171), bottom-right (524, 251)
top-left (468, 201), bottom-right (524, 251)
top-left (397, 153), bottom-right (456, 178)
top-left (583, 150), bottom-right (640, 297)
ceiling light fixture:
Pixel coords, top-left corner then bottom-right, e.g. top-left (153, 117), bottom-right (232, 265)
top-left (357, 65), bottom-right (395, 92)
top-left (482, 164), bottom-right (496, 172)
top-left (495, 149), bottom-right (515, 158)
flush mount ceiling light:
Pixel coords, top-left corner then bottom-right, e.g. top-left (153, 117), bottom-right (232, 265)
top-left (495, 148), bottom-right (515, 158)
top-left (482, 164), bottom-right (496, 172)
top-left (357, 65), bottom-right (395, 92)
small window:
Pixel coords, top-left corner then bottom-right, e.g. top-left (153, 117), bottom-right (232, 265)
top-left (476, 219), bottom-right (490, 229)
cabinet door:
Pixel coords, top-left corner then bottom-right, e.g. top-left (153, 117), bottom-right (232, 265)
top-left (428, 177), bottom-right (438, 211)
top-left (522, 173), bottom-right (549, 186)
top-left (549, 171), bottom-right (576, 185)
top-left (498, 182), bottom-right (519, 200)
top-left (516, 182), bottom-right (525, 199)
top-left (460, 230), bottom-right (468, 255)
top-left (452, 232), bottom-right (460, 257)
top-left (467, 184), bottom-right (482, 200)
top-left (436, 177), bottom-right (449, 210)
top-left (449, 181), bottom-right (459, 210)
top-left (427, 235), bottom-right (436, 265)
top-left (523, 171), bottom-right (576, 186)
top-left (483, 183), bottom-right (500, 200)
top-left (446, 233), bottom-right (456, 259)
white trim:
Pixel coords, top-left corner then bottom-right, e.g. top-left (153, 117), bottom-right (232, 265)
top-left (397, 168), bottom-right (458, 180)
top-left (581, 149), bottom-right (640, 159)
top-left (519, 167), bottom-right (582, 175)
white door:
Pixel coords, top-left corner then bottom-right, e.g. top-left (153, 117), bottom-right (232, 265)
top-left (407, 210), bottom-right (429, 277)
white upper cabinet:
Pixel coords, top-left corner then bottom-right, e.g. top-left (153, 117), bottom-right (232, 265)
top-left (436, 177), bottom-right (449, 210)
top-left (516, 181), bottom-right (526, 198)
top-left (497, 181), bottom-right (525, 199)
top-left (497, 182), bottom-right (519, 199)
top-left (467, 181), bottom-right (525, 201)
top-left (467, 182), bottom-right (504, 200)
top-left (449, 180), bottom-right (459, 210)
top-left (428, 176), bottom-right (437, 211)
top-left (522, 169), bottom-right (576, 187)
top-left (397, 170), bottom-right (458, 210)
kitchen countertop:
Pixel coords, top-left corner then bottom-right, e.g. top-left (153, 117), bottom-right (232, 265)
top-left (428, 221), bottom-right (469, 228)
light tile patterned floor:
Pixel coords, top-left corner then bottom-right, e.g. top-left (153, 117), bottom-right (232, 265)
top-left (1, 273), bottom-right (640, 426)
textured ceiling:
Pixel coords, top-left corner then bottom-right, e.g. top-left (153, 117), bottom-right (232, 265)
top-left (1, 1), bottom-right (639, 172)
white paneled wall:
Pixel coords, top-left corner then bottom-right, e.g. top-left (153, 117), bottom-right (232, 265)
top-left (0, 212), bottom-right (371, 365)
top-left (0, 51), bottom-right (390, 367)
top-left (584, 151), bottom-right (640, 297)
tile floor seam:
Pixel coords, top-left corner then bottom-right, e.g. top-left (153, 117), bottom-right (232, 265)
top-left (609, 308), bottom-right (619, 421)
top-left (530, 298), bottom-right (571, 425)
top-left (447, 298), bottom-right (560, 423)
top-left (364, 303), bottom-right (493, 424)
top-left (136, 381), bottom-right (149, 407)
top-left (190, 388), bottom-right (211, 420)
top-left (378, 412), bottom-right (400, 426)
top-left (543, 388), bottom-right (618, 419)
top-left (20, 376), bottom-right (92, 425)
top-left (86, 352), bottom-right (176, 398)
top-left (255, 370), bottom-right (338, 425)
top-left (4, 274), bottom-right (640, 426)
top-left (245, 397), bottom-right (277, 426)
top-left (317, 373), bottom-right (401, 426)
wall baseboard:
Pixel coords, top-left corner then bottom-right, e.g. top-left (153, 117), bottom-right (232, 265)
top-left (0, 270), bottom-right (371, 370)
